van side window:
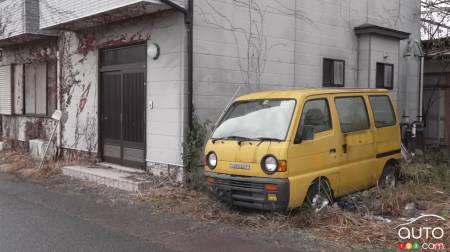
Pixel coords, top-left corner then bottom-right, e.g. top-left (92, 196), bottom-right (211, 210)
top-left (369, 96), bottom-right (396, 128)
top-left (297, 99), bottom-right (332, 135)
top-left (335, 97), bottom-right (370, 133)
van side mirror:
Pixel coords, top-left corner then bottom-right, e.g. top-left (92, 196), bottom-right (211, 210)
top-left (294, 125), bottom-right (315, 144)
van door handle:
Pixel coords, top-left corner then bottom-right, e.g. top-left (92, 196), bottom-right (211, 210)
top-left (342, 144), bottom-right (348, 154)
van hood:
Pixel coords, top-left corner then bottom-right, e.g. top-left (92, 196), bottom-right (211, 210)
top-left (205, 140), bottom-right (287, 176)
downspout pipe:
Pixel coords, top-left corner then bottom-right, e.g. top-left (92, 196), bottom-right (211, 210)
top-left (160, 0), bottom-right (193, 130)
top-left (186, 0), bottom-right (194, 130)
top-left (418, 55), bottom-right (424, 122)
top-left (414, 40), bottom-right (425, 122)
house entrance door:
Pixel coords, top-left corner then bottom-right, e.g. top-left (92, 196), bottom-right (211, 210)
top-left (100, 44), bottom-right (146, 169)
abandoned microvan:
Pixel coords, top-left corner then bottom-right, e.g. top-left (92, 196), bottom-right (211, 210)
top-left (204, 89), bottom-right (401, 210)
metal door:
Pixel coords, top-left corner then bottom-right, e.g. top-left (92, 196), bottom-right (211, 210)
top-left (100, 44), bottom-right (146, 169)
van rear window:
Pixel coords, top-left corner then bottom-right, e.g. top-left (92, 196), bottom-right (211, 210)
top-left (369, 96), bottom-right (396, 128)
top-left (335, 97), bottom-right (370, 133)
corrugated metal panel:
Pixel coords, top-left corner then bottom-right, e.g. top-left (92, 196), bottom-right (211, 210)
top-left (35, 63), bottom-right (47, 114)
top-left (0, 65), bottom-right (12, 115)
top-left (25, 64), bottom-right (36, 114)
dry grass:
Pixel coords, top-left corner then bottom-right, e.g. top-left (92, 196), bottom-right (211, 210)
top-left (0, 151), bottom-right (61, 178)
top-left (129, 152), bottom-right (450, 249)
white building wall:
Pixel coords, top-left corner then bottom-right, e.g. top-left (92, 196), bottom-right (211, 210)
top-left (58, 11), bottom-right (186, 167)
top-left (193, 0), bottom-right (297, 120)
top-left (193, 0), bottom-right (421, 122)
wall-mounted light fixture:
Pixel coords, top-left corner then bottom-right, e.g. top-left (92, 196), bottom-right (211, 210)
top-left (147, 43), bottom-right (160, 60)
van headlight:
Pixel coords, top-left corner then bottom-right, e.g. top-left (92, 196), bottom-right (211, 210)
top-left (207, 152), bottom-right (218, 169)
top-left (261, 155), bottom-right (278, 175)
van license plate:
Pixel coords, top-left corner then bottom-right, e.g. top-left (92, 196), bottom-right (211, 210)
top-left (229, 163), bottom-right (250, 170)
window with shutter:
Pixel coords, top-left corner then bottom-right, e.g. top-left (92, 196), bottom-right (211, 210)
top-left (0, 65), bottom-right (13, 115)
top-left (25, 62), bottom-right (47, 115)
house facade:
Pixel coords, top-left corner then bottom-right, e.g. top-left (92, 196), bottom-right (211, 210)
top-left (0, 0), bottom-right (422, 179)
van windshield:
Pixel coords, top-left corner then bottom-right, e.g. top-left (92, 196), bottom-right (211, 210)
top-left (212, 99), bottom-right (296, 141)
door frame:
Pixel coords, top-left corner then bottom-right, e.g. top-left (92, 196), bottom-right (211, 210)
top-left (97, 43), bottom-right (147, 169)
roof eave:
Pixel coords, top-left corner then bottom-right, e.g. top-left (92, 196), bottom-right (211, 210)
top-left (354, 24), bottom-right (410, 40)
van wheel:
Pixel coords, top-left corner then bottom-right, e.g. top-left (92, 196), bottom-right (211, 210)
top-left (379, 163), bottom-right (397, 188)
top-left (305, 178), bottom-right (333, 211)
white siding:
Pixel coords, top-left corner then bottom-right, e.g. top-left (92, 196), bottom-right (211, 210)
top-left (0, 0), bottom-right (25, 39)
top-left (0, 0), bottom-right (43, 40)
top-left (0, 65), bottom-right (12, 115)
top-left (39, 0), bottom-right (174, 29)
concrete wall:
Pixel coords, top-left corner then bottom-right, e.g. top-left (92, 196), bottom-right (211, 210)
top-left (193, 0), bottom-right (421, 122)
top-left (193, 0), bottom-right (297, 120)
top-left (357, 35), bottom-right (401, 105)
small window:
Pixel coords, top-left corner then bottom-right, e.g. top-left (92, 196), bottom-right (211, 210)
top-left (369, 96), bottom-right (396, 128)
top-left (25, 62), bottom-right (47, 115)
top-left (376, 63), bottom-right (394, 89)
top-left (335, 97), bottom-right (370, 133)
top-left (297, 99), bottom-right (332, 137)
top-left (323, 58), bottom-right (345, 87)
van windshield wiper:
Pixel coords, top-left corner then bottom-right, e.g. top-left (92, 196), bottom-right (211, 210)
top-left (238, 137), bottom-right (283, 145)
top-left (212, 136), bottom-right (283, 145)
top-left (212, 136), bottom-right (252, 144)
top-left (255, 137), bottom-right (283, 142)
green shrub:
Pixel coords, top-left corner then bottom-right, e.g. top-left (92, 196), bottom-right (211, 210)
top-left (182, 115), bottom-right (210, 191)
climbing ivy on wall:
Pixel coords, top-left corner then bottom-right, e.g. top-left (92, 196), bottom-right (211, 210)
top-left (182, 115), bottom-right (210, 190)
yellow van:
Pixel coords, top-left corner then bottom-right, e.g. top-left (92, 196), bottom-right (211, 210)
top-left (204, 89), bottom-right (401, 211)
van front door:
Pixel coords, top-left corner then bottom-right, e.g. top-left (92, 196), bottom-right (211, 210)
top-left (288, 97), bottom-right (341, 204)
top-left (334, 96), bottom-right (377, 194)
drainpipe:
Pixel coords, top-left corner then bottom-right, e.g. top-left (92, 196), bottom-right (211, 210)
top-left (418, 55), bottom-right (424, 122)
top-left (56, 50), bottom-right (62, 152)
top-left (414, 40), bottom-right (425, 122)
top-left (186, 0), bottom-right (194, 130)
top-left (159, 0), bottom-right (193, 129)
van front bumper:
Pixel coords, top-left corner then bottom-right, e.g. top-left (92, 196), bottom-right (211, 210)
top-left (204, 172), bottom-right (289, 211)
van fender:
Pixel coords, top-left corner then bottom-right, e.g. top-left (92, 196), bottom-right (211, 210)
top-left (288, 173), bottom-right (338, 209)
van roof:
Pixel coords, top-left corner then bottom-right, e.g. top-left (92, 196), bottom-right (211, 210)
top-left (236, 88), bottom-right (390, 101)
